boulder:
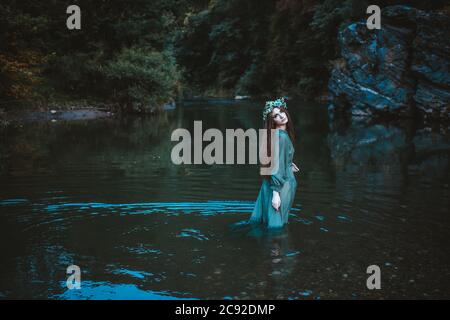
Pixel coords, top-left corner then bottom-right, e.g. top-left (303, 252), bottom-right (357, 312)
top-left (329, 5), bottom-right (450, 119)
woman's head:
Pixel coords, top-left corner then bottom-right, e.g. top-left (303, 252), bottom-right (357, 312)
top-left (263, 98), bottom-right (292, 134)
top-left (269, 106), bottom-right (289, 127)
top-left (264, 105), bottom-right (295, 147)
top-left (262, 99), bottom-right (296, 167)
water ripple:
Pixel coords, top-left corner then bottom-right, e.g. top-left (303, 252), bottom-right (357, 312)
top-left (42, 200), bottom-right (257, 216)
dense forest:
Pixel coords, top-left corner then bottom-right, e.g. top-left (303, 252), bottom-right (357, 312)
top-left (0, 0), bottom-right (448, 113)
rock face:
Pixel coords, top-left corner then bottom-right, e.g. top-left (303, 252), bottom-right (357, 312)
top-left (328, 5), bottom-right (450, 119)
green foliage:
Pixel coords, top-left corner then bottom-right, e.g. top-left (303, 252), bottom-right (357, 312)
top-left (103, 47), bottom-right (181, 112)
top-left (1, 0), bottom-right (190, 111)
top-left (1, 0), bottom-right (449, 107)
top-left (177, 0), bottom-right (448, 98)
top-left (176, 0), bottom-right (273, 95)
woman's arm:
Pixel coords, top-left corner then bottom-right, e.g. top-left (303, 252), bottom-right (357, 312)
top-left (268, 131), bottom-right (287, 211)
top-left (268, 131), bottom-right (287, 192)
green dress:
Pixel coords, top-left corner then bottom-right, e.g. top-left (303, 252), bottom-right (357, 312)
top-left (249, 129), bottom-right (297, 228)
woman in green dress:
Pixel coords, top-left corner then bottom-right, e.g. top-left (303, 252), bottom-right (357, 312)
top-left (249, 98), bottom-right (299, 229)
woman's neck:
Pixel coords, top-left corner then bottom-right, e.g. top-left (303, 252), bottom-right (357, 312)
top-left (276, 124), bottom-right (287, 131)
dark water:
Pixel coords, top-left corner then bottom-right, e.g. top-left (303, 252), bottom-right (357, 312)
top-left (0, 100), bottom-right (449, 299)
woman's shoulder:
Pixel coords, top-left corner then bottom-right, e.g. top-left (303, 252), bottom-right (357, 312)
top-left (276, 129), bottom-right (288, 135)
top-left (273, 129), bottom-right (289, 147)
top-left (278, 129), bottom-right (294, 147)
top-left (277, 129), bottom-right (289, 140)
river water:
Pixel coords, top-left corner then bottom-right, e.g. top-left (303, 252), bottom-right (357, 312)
top-left (0, 100), bottom-right (449, 299)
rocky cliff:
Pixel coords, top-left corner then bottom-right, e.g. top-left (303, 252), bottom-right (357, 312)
top-left (328, 5), bottom-right (450, 119)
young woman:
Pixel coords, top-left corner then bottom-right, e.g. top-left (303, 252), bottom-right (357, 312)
top-left (249, 98), bottom-right (299, 228)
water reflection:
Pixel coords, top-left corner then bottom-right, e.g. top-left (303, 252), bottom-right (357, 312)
top-left (58, 281), bottom-right (196, 300)
top-left (0, 100), bottom-right (449, 299)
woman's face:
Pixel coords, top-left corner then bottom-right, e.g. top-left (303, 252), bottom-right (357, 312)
top-left (271, 107), bottom-right (288, 126)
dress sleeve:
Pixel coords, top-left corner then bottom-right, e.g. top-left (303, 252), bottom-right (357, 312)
top-left (269, 131), bottom-right (287, 192)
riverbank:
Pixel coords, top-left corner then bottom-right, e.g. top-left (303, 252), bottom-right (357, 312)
top-left (0, 106), bottom-right (115, 126)
top-left (0, 95), bottom-right (258, 126)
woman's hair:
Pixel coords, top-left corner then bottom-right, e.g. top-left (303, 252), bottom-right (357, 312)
top-left (261, 106), bottom-right (295, 179)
